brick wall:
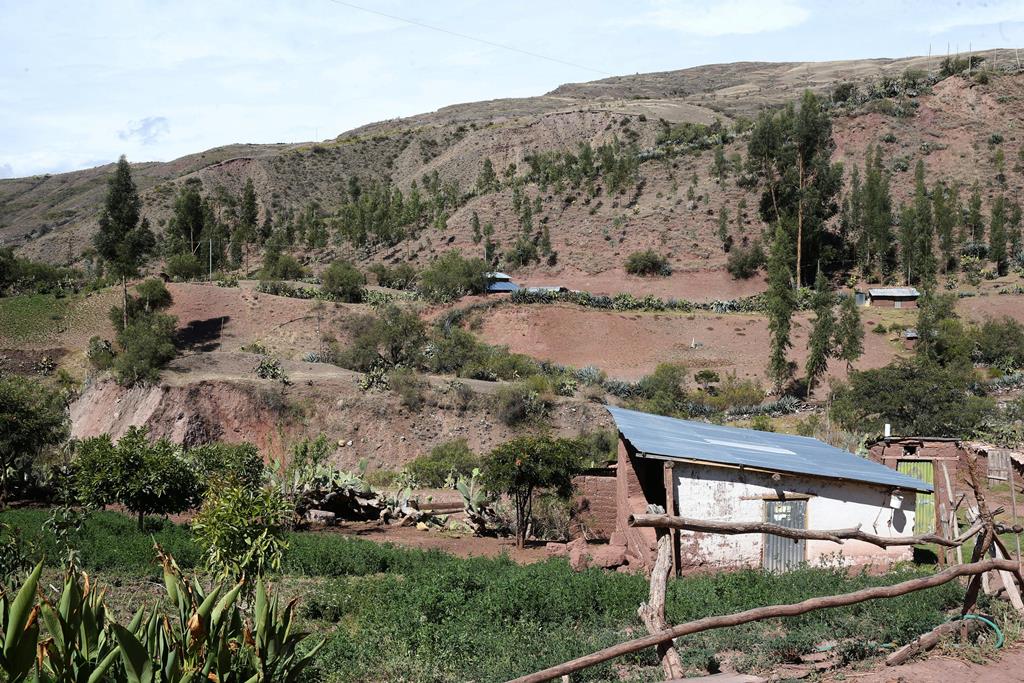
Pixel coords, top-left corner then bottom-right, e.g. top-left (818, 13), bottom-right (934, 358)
top-left (573, 473), bottom-right (617, 539)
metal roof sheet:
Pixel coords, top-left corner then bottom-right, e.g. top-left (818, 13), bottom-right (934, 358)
top-left (486, 271), bottom-right (512, 281)
top-left (607, 406), bottom-right (933, 492)
top-left (868, 287), bottom-right (920, 298)
top-left (486, 281), bottom-right (520, 293)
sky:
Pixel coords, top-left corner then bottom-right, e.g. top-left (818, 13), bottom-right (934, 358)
top-left (2, 0), bottom-right (1023, 179)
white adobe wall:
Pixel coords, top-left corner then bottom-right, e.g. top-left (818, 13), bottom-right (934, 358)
top-left (674, 463), bottom-right (918, 568)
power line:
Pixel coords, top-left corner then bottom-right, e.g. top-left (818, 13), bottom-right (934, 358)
top-left (322, 0), bottom-right (613, 77)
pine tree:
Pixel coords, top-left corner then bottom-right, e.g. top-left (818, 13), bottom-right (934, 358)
top-left (990, 194), bottom-right (1008, 275)
top-left (93, 156), bottom-right (155, 329)
top-left (805, 270), bottom-right (836, 393)
top-left (476, 158), bottom-right (498, 194)
top-left (712, 144), bottom-right (728, 183)
top-left (239, 178), bottom-right (258, 241)
top-left (834, 292), bottom-right (864, 371)
top-left (965, 183), bottom-right (984, 243)
top-left (933, 181), bottom-right (957, 273)
top-left (471, 211), bottom-right (482, 244)
top-left (765, 223), bottom-right (796, 392)
top-left (1008, 201), bottom-right (1022, 260)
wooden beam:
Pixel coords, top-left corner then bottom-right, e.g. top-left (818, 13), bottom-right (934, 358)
top-left (628, 514), bottom-right (984, 549)
top-left (507, 558), bottom-right (1024, 683)
top-left (637, 535), bottom-right (684, 678)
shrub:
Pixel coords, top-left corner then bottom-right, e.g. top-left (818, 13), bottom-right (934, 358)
top-left (974, 316), bottom-right (1024, 370)
top-left (165, 252), bottom-right (203, 281)
top-left (191, 484), bottom-right (293, 581)
top-left (262, 252), bottom-right (305, 280)
top-left (633, 362), bottom-right (688, 416)
top-left (134, 278), bottom-right (172, 311)
top-left (388, 366), bottom-right (425, 411)
top-left (74, 427), bottom-right (201, 529)
top-left (321, 259), bottom-right (365, 302)
top-left (407, 439), bottom-right (479, 488)
top-left (418, 250), bottom-right (488, 301)
top-left (370, 262), bottom-right (418, 290)
top-left (0, 375), bottom-right (68, 503)
top-left (86, 336), bottom-right (115, 371)
top-left (112, 312), bottom-right (178, 385)
top-left (625, 249), bottom-right (671, 276)
top-left (726, 241), bottom-right (765, 279)
top-left (494, 382), bottom-right (552, 426)
top-left (336, 305), bottom-right (427, 371)
top-left (503, 236), bottom-right (539, 269)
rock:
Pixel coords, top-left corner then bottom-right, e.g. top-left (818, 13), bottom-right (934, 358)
top-left (591, 544), bottom-right (627, 569)
top-left (609, 531), bottom-right (627, 547)
top-left (545, 542), bottom-right (568, 557)
top-left (306, 509), bottom-right (336, 524)
top-left (567, 538), bottom-right (591, 571)
top-left (416, 522), bottom-right (430, 531)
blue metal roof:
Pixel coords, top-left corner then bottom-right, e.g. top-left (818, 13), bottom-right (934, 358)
top-left (487, 281), bottom-right (520, 293)
top-left (607, 406), bottom-right (933, 493)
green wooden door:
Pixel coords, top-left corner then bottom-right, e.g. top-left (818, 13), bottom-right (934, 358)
top-left (897, 460), bottom-right (935, 534)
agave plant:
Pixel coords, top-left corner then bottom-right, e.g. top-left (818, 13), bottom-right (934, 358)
top-left (0, 562), bottom-right (42, 683)
top-left (36, 569), bottom-right (120, 683)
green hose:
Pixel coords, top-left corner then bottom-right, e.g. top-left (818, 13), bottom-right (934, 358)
top-left (946, 614), bottom-right (1005, 649)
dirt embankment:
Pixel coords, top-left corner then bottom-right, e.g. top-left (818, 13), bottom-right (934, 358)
top-left (69, 352), bottom-right (614, 470)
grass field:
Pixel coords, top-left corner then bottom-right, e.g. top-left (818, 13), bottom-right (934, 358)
top-left (0, 293), bottom-right (71, 342)
top-left (2, 508), bottom-right (980, 682)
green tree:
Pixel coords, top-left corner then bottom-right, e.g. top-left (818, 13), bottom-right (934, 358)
top-left (93, 156), bottom-right (156, 329)
top-left (476, 158), bottom-right (498, 194)
top-left (471, 211), bottom-right (482, 244)
top-left (765, 223), bottom-right (796, 392)
top-left (834, 293), bottom-right (864, 371)
top-left (859, 147), bottom-right (895, 276)
top-left (747, 90), bottom-right (842, 286)
top-left (74, 427), bottom-right (201, 529)
top-left (407, 439), bottom-right (479, 488)
top-left (419, 250), bottom-right (488, 301)
top-left (481, 436), bottom-right (583, 548)
top-left (712, 144), bottom-right (728, 183)
top-left (965, 183), bottom-right (984, 243)
top-left (916, 292), bottom-right (971, 370)
top-left (113, 312), bottom-right (178, 385)
top-left (1009, 201), bottom-right (1023, 259)
top-left (804, 271), bottom-right (835, 393)
top-left (239, 178), bottom-right (259, 238)
top-left (990, 194), bottom-right (1008, 275)
top-left (321, 260), bottom-right (365, 303)
top-left (192, 484), bottom-right (292, 581)
top-left (830, 361), bottom-right (992, 437)
top-left (933, 181), bottom-right (958, 273)
top-left (0, 376), bottom-right (68, 505)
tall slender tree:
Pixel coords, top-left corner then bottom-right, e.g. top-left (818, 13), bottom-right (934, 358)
top-left (765, 223), bottom-right (796, 392)
top-left (933, 181), bottom-right (958, 273)
top-left (964, 183), bottom-right (984, 243)
top-left (93, 156), bottom-right (155, 329)
top-left (834, 292), bottom-right (864, 371)
top-left (990, 194), bottom-right (1008, 275)
top-left (805, 270), bottom-right (836, 393)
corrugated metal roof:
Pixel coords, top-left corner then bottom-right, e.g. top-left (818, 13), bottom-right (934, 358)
top-left (607, 406), bottom-right (933, 492)
top-left (487, 281), bottom-right (520, 293)
top-left (486, 271), bottom-right (512, 281)
top-left (868, 287), bottom-right (920, 298)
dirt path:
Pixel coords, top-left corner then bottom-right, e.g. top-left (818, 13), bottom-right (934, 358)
top-left (833, 646), bottom-right (1024, 682)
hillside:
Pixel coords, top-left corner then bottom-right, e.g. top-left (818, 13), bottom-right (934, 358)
top-left (4, 51), bottom-right (1023, 299)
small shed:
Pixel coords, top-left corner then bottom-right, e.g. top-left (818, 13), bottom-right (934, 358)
top-left (486, 271), bottom-right (520, 294)
top-left (902, 328), bottom-right (919, 350)
top-left (608, 407), bottom-right (932, 573)
top-left (866, 287), bottom-right (920, 308)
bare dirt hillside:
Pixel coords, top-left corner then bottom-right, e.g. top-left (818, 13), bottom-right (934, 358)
top-left (69, 351), bottom-right (613, 469)
top-left (4, 51), bottom-right (1023, 301)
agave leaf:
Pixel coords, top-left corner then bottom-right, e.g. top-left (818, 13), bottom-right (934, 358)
top-left (86, 646), bottom-right (121, 683)
top-left (113, 623), bottom-right (153, 683)
top-left (3, 562), bottom-right (42, 664)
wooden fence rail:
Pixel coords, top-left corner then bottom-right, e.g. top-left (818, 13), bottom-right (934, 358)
top-left (506, 558), bottom-right (1023, 683)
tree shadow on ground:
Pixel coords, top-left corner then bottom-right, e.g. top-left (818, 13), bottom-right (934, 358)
top-left (175, 316), bottom-right (229, 352)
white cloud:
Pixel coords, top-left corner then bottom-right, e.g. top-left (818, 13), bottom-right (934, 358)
top-left (118, 117), bottom-right (170, 146)
top-left (0, 163), bottom-right (13, 178)
top-left (626, 0), bottom-right (809, 36)
top-left (925, 0), bottom-right (1024, 33)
